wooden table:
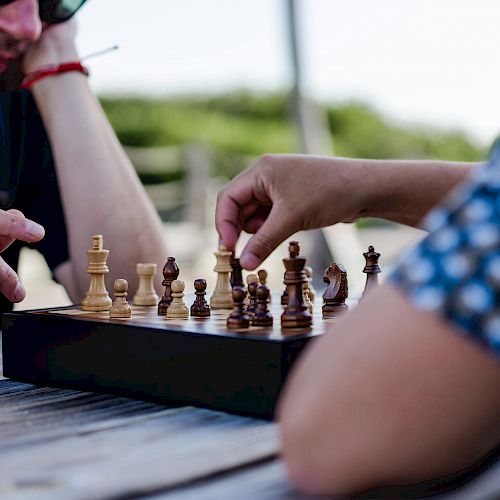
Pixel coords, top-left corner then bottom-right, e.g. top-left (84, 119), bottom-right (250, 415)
top-left (1, 333), bottom-right (500, 500)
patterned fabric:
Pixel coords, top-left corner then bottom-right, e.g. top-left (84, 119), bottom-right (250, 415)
top-left (391, 145), bottom-right (500, 356)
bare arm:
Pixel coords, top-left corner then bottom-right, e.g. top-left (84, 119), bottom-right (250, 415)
top-left (278, 284), bottom-right (500, 496)
top-left (216, 154), bottom-right (476, 269)
top-left (24, 22), bottom-right (166, 301)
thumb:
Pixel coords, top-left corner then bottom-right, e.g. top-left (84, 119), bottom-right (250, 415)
top-left (240, 205), bottom-right (294, 269)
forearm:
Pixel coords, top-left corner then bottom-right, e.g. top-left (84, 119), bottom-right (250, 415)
top-left (345, 157), bottom-right (478, 227)
top-left (31, 74), bottom-right (166, 301)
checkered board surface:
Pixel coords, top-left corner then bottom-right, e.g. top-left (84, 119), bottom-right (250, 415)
top-left (34, 296), bottom-right (339, 340)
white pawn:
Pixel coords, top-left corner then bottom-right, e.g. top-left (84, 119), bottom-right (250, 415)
top-left (166, 279), bottom-right (189, 319)
top-left (133, 263), bottom-right (159, 306)
top-left (110, 279), bottom-right (132, 318)
top-left (304, 266), bottom-right (316, 302)
top-left (303, 282), bottom-right (313, 314)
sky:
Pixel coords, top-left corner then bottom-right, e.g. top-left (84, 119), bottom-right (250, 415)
top-left (77, 0), bottom-right (500, 146)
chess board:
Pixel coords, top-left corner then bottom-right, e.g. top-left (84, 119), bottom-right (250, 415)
top-left (2, 297), bottom-right (339, 419)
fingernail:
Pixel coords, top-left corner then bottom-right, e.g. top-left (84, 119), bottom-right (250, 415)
top-left (13, 282), bottom-right (26, 302)
top-left (240, 251), bottom-right (261, 270)
top-left (26, 221), bottom-right (45, 239)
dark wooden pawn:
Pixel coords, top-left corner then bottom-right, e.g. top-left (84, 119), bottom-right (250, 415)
top-left (281, 241), bottom-right (312, 329)
top-left (158, 257), bottom-right (179, 315)
top-left (190, 278), bottom-right (211, 317)
top-left (230, 255), bottom-right (244, 288)
top-left (227, 286), bottom-right (250, 329)
top-left (251, 285), bottom-right (273, 327)
top-left (246, 281), bottom-right (259, 317)
top-left (322, 263), bottom-right (349, 318)
top-left (362, 245), bottom-right (381, 297)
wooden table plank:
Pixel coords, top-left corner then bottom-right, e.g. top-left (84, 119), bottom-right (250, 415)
top-left (0, 377), bottom-right (278, 500)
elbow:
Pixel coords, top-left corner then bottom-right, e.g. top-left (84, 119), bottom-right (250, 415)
top-left (278, 404), bottom-right (385, 497)
top-left (277, 398), bottom-right (388, 497)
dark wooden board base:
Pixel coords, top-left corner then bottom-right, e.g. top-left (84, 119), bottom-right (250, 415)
top-left (2, 302), bottom-right (334, 419)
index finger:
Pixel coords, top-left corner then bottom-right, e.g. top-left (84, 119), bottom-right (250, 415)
top-left (216, 172), bottom-right (258, 252)
top-left (0, 210), bottom-right (45, 250)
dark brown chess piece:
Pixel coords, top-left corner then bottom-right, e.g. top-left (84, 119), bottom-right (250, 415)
top-left (230, 255), bottom-right (244, 288)
top-left (246, 280), bottom-right (259, 317)
top-left (257, 269), bottom-right (267, 287)
top-left (251, 285), bottom-right (273, 327)
top-left (322, 263), bottom-right (349, 318)
top-left (281, 271), bottom-right (288, 305)
top-left (362, 245), bottom-right (381, 297)
top-left (190, 278), bottom-right (211, 317)
top-left (227, 286), bottom-right (250, 329)
top-left (281, 241), bottom-right (312, 329)
top-left (158, 256), bottom-right (179, 315)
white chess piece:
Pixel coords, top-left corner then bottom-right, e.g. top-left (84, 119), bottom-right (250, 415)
top-left (166, 280), bottom-right (189, 319)
top-left (133, 263), bottom-right (159, 306)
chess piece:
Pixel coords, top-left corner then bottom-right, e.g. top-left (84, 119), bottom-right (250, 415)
top-left (304, 266), bottom-right (316, 302)
top-left (82, 235), bottom-right (112, 311)
top-left (258, 269), bottom-right (271, 303)
top-left (210, 246), bottom-right (233, 309)
top-left (281, 241), bottom-right (312, 329)
top-left (322, 263), bottom-right (349, 318)
top-left (133, 263), bottom-right (159, 306)
top-left (246, 274), bottom-right (259, 317)
top-left (302, 282), bottom-right (313, 314)
top-left (362, 245), bottom-right (381, 297)
top-left (110, 279), bottom-right (132, 318)
top-left (191, 279), bottom-right (211, 317)
top-left (251, 285), bottom-right (273, 327)
top-left (166, 280), bottom-right (189, 319)
top-left (227, 286), bottom-right (250, 329)
top-left (281, 271), bottom-right (288, 306)
top-left (158, 257), bottom-right (179, 315)
top-left (230, 255), bottom-right (244, 288)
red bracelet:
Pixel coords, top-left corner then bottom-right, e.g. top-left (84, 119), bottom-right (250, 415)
top-left (20, 61), bottom-right (89, 89)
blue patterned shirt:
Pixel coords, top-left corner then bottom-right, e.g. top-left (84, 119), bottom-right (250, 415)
top-left (391, 145), bottom-right (500, 356)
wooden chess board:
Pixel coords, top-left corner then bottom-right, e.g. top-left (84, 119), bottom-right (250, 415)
top-left (2, 297), bottom-right (339, 419)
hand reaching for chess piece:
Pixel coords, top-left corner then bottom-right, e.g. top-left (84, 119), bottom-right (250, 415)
top-left (215, 155), bottom-right (473, 270)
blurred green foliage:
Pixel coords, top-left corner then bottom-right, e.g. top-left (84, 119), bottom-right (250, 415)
top-left (100, 92), bottom-right (486, 179)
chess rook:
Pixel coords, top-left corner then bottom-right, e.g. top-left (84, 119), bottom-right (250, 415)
top-left (110, 279), bottom-right (132, 318)
top-left (281, 241), bottom-right (312, 329)
top-left (82, 234), bottom-right (112, 311)
top-left (227, 286), bottom-right (250, 329)
top-left (133, 263), bottom-right (159, 306)
top-left (191, 279), bottom-right (211, 317)
top-left (362, 245), bottom-right (381, 297)
top-left (158, 257), bottom-right (179, 315)
top-left (322, 263), bottom-right (349, 318)
top-left (210, 246), bottom-right (233, 309)
top-left (166, 280), bottom-right (189, 319)
top-left (251, 285), bottom-right (273, 327)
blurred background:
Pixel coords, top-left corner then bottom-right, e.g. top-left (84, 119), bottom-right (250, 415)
top-left (18, 0), bottom-right (499, 308)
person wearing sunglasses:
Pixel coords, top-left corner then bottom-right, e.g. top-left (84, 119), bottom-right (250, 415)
top-left (0, 0), bottom-right (166, 309)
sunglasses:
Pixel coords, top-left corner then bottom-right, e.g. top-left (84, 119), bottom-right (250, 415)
top-left (0, 0), bottom-right (88, 24)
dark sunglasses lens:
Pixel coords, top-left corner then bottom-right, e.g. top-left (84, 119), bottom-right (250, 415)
top-left (39, 0), bottom-right (88, 24)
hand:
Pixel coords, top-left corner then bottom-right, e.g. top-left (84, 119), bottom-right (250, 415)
top-left (22, 19), bottom-right (78, 75)
top-left (215, 154), bottom-right (369, 269)
top-left (0, 210), bottom-right (44, 303)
